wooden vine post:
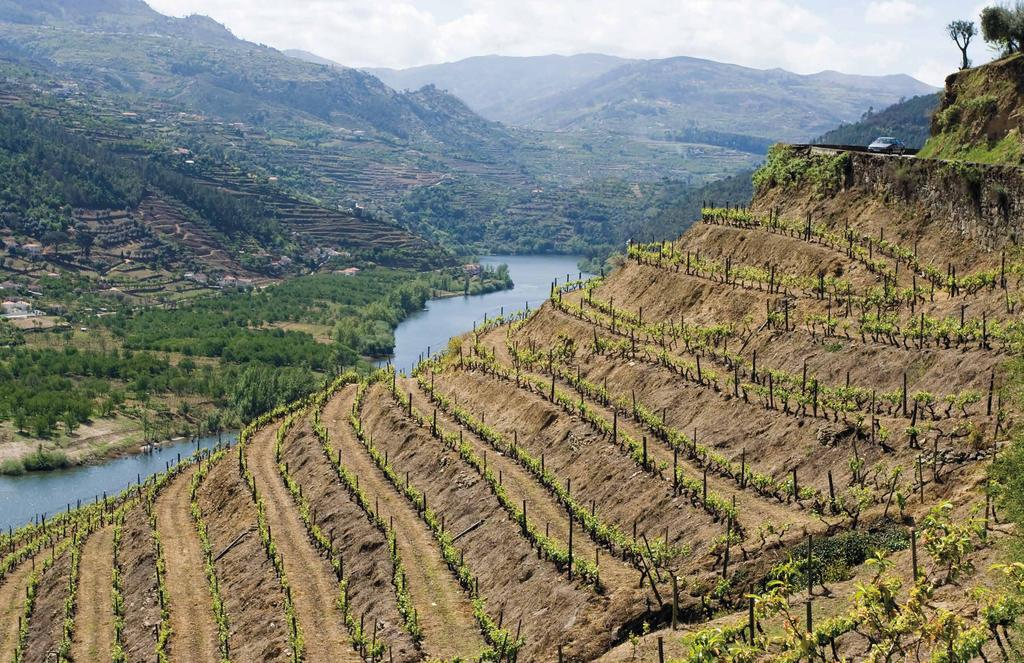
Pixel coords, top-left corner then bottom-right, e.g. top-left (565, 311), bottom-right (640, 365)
top-left (671, 575), bottom-right (679, 630)
top-left (722, 516), bottom-right (731, 578)
top-left (911, 528), bottom-right (919, 581)
top-left (673, 447), bottom-right (679, 495)
top-left (748, 597), bottom-right (756, 645)
top-left (567, 511), bottom-right (574, 580)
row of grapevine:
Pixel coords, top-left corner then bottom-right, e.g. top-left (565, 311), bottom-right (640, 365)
top-left (274, 402), bottom-right (401, 660)
top-left (570, 270), bottom-right (1020, 360)
top-left (435, 346), bottom-right (741, 528)
top-left (701, 207), bottom-right (1021, 296)
top-left (501, 321), bottom-right (940, 528)
top-left (111, 513), bottom-right (127, 663)
top-left (624, 240), bottom-right (982, 321)
top-left (382, 372), bottom-right (606, 585)
top-left (413, 369), bottom-right (672, 574)
top-left (349, 377), bottom-right (523, 661)
top-left (13, 537), bottom-right (74, 662)
top-left (310, 408), bottom-right (427, 648)
top-left (55, 529), bottom-right (84, 662)
top-left (235, 441), bottom-right (305, 662)
top-left (555, 289), bottom-right (993, 429)
top-left (502, 336), bottom-right (823, 508)
top-left (188, 449), bottom-right (232, 662)
top-left (9, 448), bottom-right (204, 663)
top-left (149, 507), bottom-right (172, 662)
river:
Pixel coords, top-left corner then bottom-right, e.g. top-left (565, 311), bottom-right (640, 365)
top-left (380, 254), bottom-right (588, 373)
top-left (0, 254), bottom-right (584, 531)
top-left (0, 432), bottom-right (236, 532)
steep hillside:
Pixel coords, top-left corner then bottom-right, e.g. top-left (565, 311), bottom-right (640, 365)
top-left (0, 103), bottom-right (448, 279)
top-left (921, 53), bottom-right (1024, 164)
top-left (0, 0), bottom-right (512, 155)
top-left (814, 93), bottom-right (940, 149)
top-left (527, 57), bottom-right (935, 141)
top-left (0, 2), bottom-right (758, 255)
top-left (3, 143), bottom-right (1021, 661)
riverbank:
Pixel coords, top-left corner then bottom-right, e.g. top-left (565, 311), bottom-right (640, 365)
top-left (379, 254), bottom-right (588, 374)
top-left (0, 254), bottom-right (569, 527)
top-left (0, 417), bottom-right (226, 475)
top-left (0, 430), bottom-right (237, 530)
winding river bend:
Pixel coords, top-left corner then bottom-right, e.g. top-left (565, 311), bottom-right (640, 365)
top-left (380, 254), bottom-right (588, 373)
top-left (0, 254), bottom-right (585, 531)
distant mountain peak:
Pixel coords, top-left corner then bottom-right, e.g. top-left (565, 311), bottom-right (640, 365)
top-left (284, 48), bottom-right (346, 69)
top-left (368, 53), bottom-right (937, 141)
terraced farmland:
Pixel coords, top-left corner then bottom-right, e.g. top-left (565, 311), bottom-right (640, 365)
top-left (1, 152), bottom-right (1022, 662)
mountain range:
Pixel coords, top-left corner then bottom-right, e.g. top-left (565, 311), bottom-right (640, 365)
top-left (0, 0), bottom-right (942, 261)
top-left (365, 53), bottom-right (937, 142)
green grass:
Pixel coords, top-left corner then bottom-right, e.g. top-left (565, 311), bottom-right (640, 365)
top-left (921, 128), bottom-right (1024, 164)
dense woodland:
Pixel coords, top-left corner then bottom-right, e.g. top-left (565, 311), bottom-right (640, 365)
top-left (0, 108), bottom-right (143, 235)
top-left (0, 265), bottom-right (510, 471)
top-left (813, 94), bottom-right (940, 149)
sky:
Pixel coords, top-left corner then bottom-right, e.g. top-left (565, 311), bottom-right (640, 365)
top-left (146, 0), bottom-right (994, 86)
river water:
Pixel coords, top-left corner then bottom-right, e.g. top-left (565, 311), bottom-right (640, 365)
top-left (0, 254), bottom-right (583, 531)
top-left (0, 433), bottom-right (236, 532)
top-left (380, 254), bottom-right (588, 373)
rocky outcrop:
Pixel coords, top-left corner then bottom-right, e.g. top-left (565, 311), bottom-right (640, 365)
top-left (920, 53), bottom-right (1024, 164)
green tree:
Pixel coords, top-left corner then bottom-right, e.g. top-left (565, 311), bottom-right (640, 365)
top-left (206, 410), bottom-right (223, 443)
top-left (75, 229), bottom-right (95, 261)
top-left (947, 20), bottom-right (978, 70)
top-left (63, 410), bottom-right (78, 435)
top-left (981, 4), bottom-right (1024, 55)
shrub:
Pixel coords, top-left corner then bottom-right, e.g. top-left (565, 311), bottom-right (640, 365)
top-left (806, 152), bottom-right (850, 197)
top-left (20, 446), bottom-right (70, 472)
top-left (935, 105), bottom-right (963, 132)
top-left (752, 145), bottom-right (848, 198)
top-left (752, 145), bottom-right (809, 191)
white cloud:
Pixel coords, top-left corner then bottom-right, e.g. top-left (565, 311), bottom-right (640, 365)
top-left (148, 0), bottom-right (844, 72)
top-left (914, 59), bottom-right (956, 87)
top-left (865, 0), bottom-right (927, 25)
top-left (144, 0), bottom-right (969, 81)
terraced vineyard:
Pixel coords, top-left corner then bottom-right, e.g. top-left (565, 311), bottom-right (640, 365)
top-left (1, 153), bottom-right (1023, 662)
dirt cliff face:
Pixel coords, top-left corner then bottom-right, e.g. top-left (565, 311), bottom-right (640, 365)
top-left (921, 53), bottom-right (1024, 164)
top-left (754, 146), bottom-right (1024, 260)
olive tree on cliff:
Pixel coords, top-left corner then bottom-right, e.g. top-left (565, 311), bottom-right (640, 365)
top-left (948, 20), bottom-right (977, 70)
top-left (981, 4), bottom-right (1024, 55)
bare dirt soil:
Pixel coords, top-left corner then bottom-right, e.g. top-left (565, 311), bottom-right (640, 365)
top-left (70, 526), bottom-right (115, 663)
top-left (154, 467), bottom-right (220, 663)
top-left (120, 502), bottom-right (161, 661)
top-left (322, 387), bottom-right (486, 662)
top-left (22, 549), bottom-right (71, 663)
top-left (197, 453), bottom-right (292, 662)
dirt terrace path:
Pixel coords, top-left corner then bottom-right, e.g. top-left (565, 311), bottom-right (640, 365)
top-left (323, 386), bottom-right (486, 661)
top-left (70, 526), bottom-right (114, 663)
top-left (154, 466), bottom-right (219, 663)
top-left (245, 422), bottom-right (361, 663)
top-left (0, 560), bottom-right (33, 662)
top-left (401, 377), bottom-right (648, 602)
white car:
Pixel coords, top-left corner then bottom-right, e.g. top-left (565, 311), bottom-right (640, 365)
top-left (868, 137), bottom-right (907, 155)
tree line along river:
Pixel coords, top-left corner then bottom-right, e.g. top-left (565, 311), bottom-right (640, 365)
top-left (0, 254), bottom-right (587, 531)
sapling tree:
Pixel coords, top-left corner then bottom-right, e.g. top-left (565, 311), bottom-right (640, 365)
top-left (948, 20), bottom-right (978, 69)
top-left (920, 501), bottom-right (977, 584)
